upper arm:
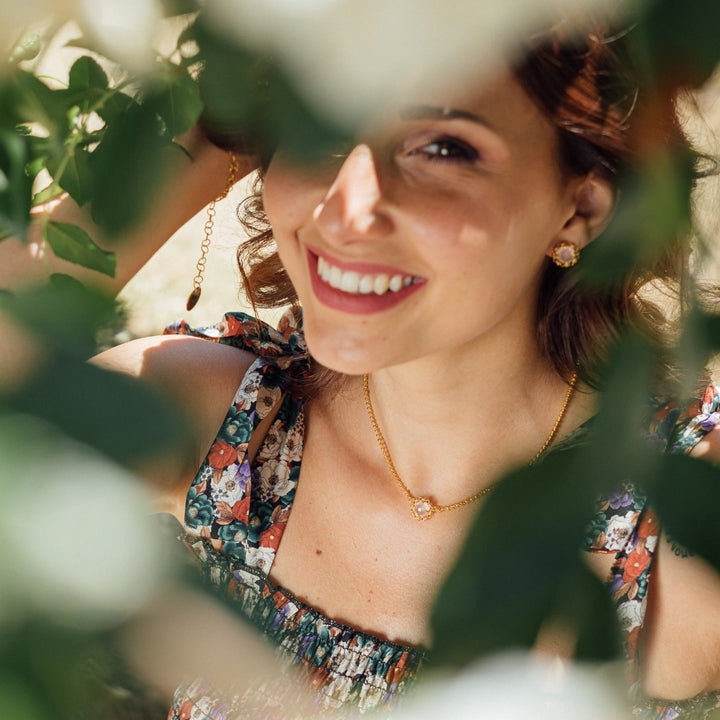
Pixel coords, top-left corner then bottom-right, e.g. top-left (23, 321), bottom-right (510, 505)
top-left (640, 427), bottom-right (720, 697)
top-left (92, 335), bottom-right (256, 510)
top-left (1, 132), bottom-right (253, 296)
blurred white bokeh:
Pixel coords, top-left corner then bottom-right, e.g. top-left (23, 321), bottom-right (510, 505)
top-left (0, 415), bottom-right (166, 628)
top-left (397, 652), bottom-right (630, 720)
top-left (204, 0), bottom-right (639, 128)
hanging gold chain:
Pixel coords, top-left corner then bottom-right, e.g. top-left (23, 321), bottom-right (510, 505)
top-left (186, 152), bottom-right (240, 311)
top-left (363, 371), bottom-right (578, 521)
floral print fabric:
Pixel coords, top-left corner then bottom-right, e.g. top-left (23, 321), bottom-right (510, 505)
top-left (583, 387), bottom-right (720, 719)
top-left (165, 311), bottom-right (720, 719)
top-left (164, 312), bottom-right (424, 719)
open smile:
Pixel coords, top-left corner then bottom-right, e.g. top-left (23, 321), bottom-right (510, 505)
top-left (305, 246), bottom-right (425, 314)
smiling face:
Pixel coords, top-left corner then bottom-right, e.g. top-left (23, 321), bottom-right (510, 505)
top-left (263, 69), bottom-right (593, 376)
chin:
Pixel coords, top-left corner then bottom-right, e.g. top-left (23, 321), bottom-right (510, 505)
top-left (303, 323), bottom-right (384, 376)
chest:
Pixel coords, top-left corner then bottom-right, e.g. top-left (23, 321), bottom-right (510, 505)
top-left (268, 402), bottom-right (477, 648)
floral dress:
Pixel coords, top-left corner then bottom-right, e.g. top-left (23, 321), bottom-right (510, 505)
top-left (165, 311), bottom-right (720, 719)
top-left (583, 384), bottom-right (720, 719)
top-left (164, 311), bottom-right (425, 719)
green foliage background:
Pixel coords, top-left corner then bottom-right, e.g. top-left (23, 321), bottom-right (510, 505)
top-left (1, 1), bottom-right (720, 717)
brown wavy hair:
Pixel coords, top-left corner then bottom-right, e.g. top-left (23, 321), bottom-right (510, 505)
top-left (203, 20), bottom-right (705, 394)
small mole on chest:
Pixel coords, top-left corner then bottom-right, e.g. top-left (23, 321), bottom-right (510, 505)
top-left (315, 549), bottom-right (322, 556)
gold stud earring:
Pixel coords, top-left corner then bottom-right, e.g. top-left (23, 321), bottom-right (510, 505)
top-left (551, 240), bottom-right (580, 268)
top-left (186, 151), bottom-right (240, 311)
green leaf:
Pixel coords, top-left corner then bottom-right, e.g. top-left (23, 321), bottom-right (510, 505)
top-left (0, 130), bottom-right (32, 241)
top-left (431, 445), bottom-right (613, 666)
top-left (649, 454), bottom-right (720, 571)
top-left (43, 221), bottom-right (116, 277)
top-left (95, 90), bottom-right (135, 125)
top-left (147, 67), bottom-right (203, 137)
top-left (580, 152), bottom-right (693, 290)
top-left (87, 103), bottom-right (177, 235)
top-left (0, 274), bottom-right (117, 358)
top-left (1, 72), bottom-right (69, 135)
top-left (46, 147), bottom-right (92, 206)
top-left (4, 353), bottom-right (188, 466)
top-left (68, 56), bottom-right (108, 94)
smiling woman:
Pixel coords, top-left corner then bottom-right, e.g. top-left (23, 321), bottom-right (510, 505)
top-left (6, 6), bottom-right (720, 720)
top-left (144, 16), bottom-right (720, 719)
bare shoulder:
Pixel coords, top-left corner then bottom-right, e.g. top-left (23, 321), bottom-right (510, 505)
top-left (92, 335), bottom-right (257, 510)
top-left (92, 333), bottom-right (256, 390)
top-left (641, 431), bottom-right (720, 698)
top-left (93, 334), bottom-right (256, 434)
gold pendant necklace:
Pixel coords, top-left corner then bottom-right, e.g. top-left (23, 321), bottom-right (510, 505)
top-left (362, 371), bottom-right (578, 521)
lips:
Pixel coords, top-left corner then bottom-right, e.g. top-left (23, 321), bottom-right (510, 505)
top-left (317, 255), bottom-right (417, 295)
top-left (305, 247), bottom-right (425, 315)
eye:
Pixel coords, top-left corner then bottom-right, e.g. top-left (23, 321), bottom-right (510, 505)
top-left (413, 136), bottom-right (479, 163)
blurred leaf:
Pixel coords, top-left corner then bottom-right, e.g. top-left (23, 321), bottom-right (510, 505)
top-left (146, 66), bottom-right (203, 137)
top-left (0, 274), bottom-right (117, 358)
top-left (9, 34), bottom-right (43, 64)
top-left (431, 445), bottom-right (612, 666)
top-left (45, 147), bottom-right (92, 206)
top-left (194, 19), bottom-right (350, 160)
top-left (95, 90), bottom-right (136, 125)
top-left (44, 221), bottom-right (116, 277)
top-left (160, 0), bottom-right (201, 17)
top-left (68, 56), bottom-right (109, 94)
top-left (0, 72), bottom-right (69, 135)
top-left (581, 152), bottom-right (693, 289)
top-left (0, 675), bottom-right (53, 720)
top-left (4, 354), bottom-right (187, 466)
top-left (88, 102), bottom-right (177, 235)
top-left (553, 564), bottom-right (622, 661)
top-left (0, 130), bottom-right (32, 241)
top-left (641, 0), bottom-right (720, 86)
top-left (649, 454), bottom-right (720, 571)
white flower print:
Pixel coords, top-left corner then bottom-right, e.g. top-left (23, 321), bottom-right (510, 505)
top-left (245, 546), bottom-right (275, 574)
top-left (258, 458), bottom-right (291, 499)
top-left (256, 385), bottom-right (283, 419)
top-left (604, 511), bottom-right (638, 551)
top-left (256, 423), bottom-right (285, 459)
top-left (616, 598), bottom-right (645, 635)
top-left (284, 419), bottom-right (304, 462)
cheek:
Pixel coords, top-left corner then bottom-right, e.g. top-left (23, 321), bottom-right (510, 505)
top-left (262, 160), bottom-right (324, 238)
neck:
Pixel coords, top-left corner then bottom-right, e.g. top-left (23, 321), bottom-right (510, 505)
top-left (350, 331), bottom-right (592, 507)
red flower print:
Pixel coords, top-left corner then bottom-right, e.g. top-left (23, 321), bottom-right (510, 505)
top-left (259, 523), bottom-right (286, 552)
top-left (637, 509), bottom-right (658, 539)
top-left (208, 440), bottom-right (236, 469)
top-left (703, 386), bottom-right (714, 407)
top-left (232, 495), bottom-right (251, 522)
top-left (623, 547), bottom-right (651, 583)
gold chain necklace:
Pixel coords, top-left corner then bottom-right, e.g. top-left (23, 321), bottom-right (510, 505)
top-left (362, 371), bottom-right (578, 521)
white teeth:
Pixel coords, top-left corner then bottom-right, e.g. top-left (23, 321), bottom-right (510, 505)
top-left (315, 255), bottom-right (415, 296)
top-left (339, 271), bottom-right (360, 293)
top-left (373, 274), bottom-right (390, 294)
top-left (358, 275), bottom-right (375, 294)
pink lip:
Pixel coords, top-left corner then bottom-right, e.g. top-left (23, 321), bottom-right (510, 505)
top-left (305, 247), bottom-right (425, 315)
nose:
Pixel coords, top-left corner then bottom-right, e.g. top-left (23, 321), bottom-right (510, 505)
top-left (312, 144), bottom-right (393, 243)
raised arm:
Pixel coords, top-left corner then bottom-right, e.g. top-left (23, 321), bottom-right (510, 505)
top-left (0, 128), bottom-right (256, 296)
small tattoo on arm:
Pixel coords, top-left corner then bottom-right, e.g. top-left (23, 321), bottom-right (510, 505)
top-left (665, 534), bottom-right (695, 558)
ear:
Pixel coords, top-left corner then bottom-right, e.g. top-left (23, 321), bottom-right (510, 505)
top-left (547, 173), bottom-right (616, 257)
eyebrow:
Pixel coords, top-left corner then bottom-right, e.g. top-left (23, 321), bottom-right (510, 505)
top-left (398, 105), bottom-right (493, 128)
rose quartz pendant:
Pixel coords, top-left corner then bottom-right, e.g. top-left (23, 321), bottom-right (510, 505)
top-left (411, 498), bottom-right (434, 521)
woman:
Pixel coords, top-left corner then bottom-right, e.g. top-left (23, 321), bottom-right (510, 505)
top-left (6, 14), bottom-right (720, 720)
